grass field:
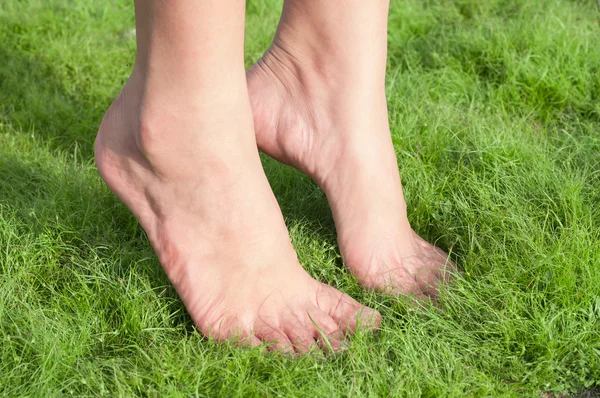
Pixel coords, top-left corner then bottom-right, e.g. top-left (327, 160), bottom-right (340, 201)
top-left (1, 0), bottom-right (599, 396)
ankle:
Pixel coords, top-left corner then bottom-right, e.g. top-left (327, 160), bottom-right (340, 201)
top-left (273, 1), bottom-right (389, 86)
top-left (100, 69), bottom-right (255, 179)
top-left (260, 37), bottom-right (388, 113)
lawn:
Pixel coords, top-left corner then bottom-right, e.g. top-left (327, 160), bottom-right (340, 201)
top-left (1, 0), bottom-right (599, 396)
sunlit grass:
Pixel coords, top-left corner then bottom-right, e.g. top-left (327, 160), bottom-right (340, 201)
top-left (1, 0), bottom-right (599, 396)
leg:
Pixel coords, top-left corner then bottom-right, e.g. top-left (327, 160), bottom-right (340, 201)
top-left (95, 0), bottom-right (379, 353)
top-left (248, 0), bottom-right (455, 297)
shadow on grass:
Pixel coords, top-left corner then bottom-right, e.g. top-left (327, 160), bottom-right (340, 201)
top-left (0, 44), bottom-right (113, 158)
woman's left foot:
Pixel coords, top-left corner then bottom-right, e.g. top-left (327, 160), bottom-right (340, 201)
top-left (247, 41), bottom-right (455, 298)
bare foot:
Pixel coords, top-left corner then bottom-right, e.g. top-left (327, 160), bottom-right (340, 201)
top-left (248, 41), bottom-right (455, 299)
top-left (95, 71), bottom-right (379, 354)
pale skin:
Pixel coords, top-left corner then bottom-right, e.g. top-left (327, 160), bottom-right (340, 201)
top-left (95, 0), bottom-right (454, 354)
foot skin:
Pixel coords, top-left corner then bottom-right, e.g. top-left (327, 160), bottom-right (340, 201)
top-left (248, 44), bottom-right (455, 299)
top-left (95, 72), bottom-right (380, 354)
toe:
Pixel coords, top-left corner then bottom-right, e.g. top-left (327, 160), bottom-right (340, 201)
top-left (243, 334), bottom-right (263, 348)
top-left (316, 284), bottom-right (381, 334)
top-left (232, 327), bottom-right (264, 348)
top-left (283, 320), bottom-right (318, 355)
top-left (415, 235), bottom-right (458, 295)
top-left (206, 318), bottom-right (265, 349)
top-left (254, 324), bottom-right (295, 354)
top-left (282, 308), bottom-right (346, 355)
top-left (435, 255), bottom-right (459, 283)
top-left (377, 267), bottom-right (426, 299)
top-left (432, 259), bottom-right (457, 292)
top-left (304, 308), bottom-right (346, 354)
top-left (413, 266), bottom-right (442, 298)
top-left (203, 316), bottom-right (249, 343)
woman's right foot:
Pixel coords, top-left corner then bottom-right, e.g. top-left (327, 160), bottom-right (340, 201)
top-left (95, 70), bottom-right (379, 354)
top-left (247, 0), bottom-right (456, 298)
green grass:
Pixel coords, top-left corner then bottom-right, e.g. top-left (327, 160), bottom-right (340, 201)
top-left (1, 0), bottom-right (599, 396)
